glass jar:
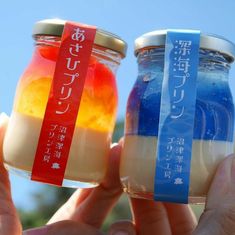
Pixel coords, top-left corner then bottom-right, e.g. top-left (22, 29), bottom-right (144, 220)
top-left (3, 19), bottom-right (127, 188)
top-left (120, 30), bottom-right (235, 203)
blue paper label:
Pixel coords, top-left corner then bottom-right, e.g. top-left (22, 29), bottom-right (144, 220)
top-left (154, 30), bottom-right (200, 203)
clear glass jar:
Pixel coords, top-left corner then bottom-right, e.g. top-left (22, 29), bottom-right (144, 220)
top-left (120, 30), bottom-right (235, 203)
top-left (3, 19), bottom-right (127, 188)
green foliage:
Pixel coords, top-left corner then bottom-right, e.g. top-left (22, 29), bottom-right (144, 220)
top-left (191, 204), bottom-right (204, 220)
top-left (19, 209), bottom-right (47, 229)
top-left (19, 187), bottom-right (75, 230)
top-left (112, 119), bottom-right (124, 142)
top-left (102, 195), bottom-right (131, 232)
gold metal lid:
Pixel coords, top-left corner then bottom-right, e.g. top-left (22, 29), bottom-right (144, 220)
top-left (135, 29), bottom-right (235, 62)
top-left (33, 19), bottom-right (127, 58)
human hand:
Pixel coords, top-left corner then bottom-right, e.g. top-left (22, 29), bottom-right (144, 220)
top-left (192, 155), bottom-right (235, 235)
top-left (129, 153), bottom-right (235, 235)
top-left (0, 113), bottom-right (22, 235)
top-left (27, 144), bottom-right (235, 235)
top-left (0, 112), bottom-right (125, 235)
top-left (0, 112), bottom-right (194, 235)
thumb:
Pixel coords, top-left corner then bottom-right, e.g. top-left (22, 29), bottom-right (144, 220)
top-left (0, 112), bottom-right (11, 194)
top-left (193, 155), bottom-right (235, 235)
top-left (23, 220), bottom-right (104, 235)
top-left (0, 112), bottom-right (22, 235)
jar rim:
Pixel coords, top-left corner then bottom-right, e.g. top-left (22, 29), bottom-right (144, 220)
top-left (134, 29), bottom-right (235, 63)
top-left (33, 19), bottom-right (127, 58)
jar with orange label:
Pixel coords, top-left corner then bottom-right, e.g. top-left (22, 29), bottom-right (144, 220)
top-left (3, 19), bottom-right (127, 187)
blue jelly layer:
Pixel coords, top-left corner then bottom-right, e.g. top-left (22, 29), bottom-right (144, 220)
top-left (125, 71), bottom-right (234, 142)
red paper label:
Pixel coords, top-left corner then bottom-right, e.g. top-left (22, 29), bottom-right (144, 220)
top-left (31, 22), bottom-right (97, 186)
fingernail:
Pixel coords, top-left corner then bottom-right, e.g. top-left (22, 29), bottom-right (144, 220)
top-left (111, 142), bottom-right (118, 148)
top-left (23, 226), bottom-right (48, 235)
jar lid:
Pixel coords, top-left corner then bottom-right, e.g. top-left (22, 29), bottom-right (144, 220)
top-left (33, 19), bottom-right (127, 58)
top-left (135, 29), bottom-right (235, 62)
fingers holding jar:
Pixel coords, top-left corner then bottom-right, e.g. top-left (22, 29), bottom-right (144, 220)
top-left (0, 113), bottom-right (23, 235)
top-left (48, 143), bottom-right (123, 228)
top-left (0, 113), bottom-right (10, 185)
top-left (193, 155), bottom-right (235, 235)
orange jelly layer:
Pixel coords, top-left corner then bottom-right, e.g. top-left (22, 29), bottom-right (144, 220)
top-left (14, 45), bottom-right (118, 132)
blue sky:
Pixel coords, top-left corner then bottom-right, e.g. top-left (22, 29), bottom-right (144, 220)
top-left (1, 0), bottom-right (235, 210)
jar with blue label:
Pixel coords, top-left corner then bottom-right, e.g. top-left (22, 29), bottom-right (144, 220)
top-left (120, 30), bottom-right (235, 203)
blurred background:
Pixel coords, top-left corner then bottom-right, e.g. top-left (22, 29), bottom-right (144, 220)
top-left (1, 0), bottom-right (235, 231)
